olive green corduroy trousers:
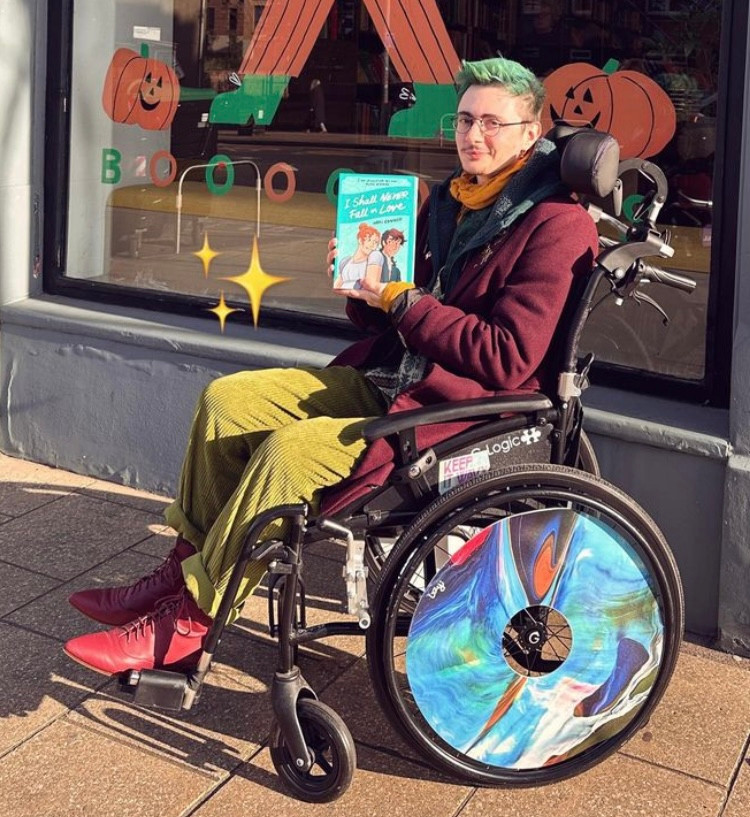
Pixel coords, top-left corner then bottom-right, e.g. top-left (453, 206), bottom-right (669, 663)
top-left (164, 366), bottom-right (386, 621)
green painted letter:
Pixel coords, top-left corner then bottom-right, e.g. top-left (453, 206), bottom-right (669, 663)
top-left (101, 148), bottom-right (122, 184)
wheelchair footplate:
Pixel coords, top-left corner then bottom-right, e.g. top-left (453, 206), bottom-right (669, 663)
top-left (117, 667), bottom-right (200, 712)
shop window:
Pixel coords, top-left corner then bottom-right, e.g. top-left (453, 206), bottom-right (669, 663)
top-left (48, 0), bottom-right (732, 400)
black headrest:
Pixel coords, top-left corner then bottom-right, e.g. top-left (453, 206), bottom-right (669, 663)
top-left (547, 125), bottom-right (620, 198)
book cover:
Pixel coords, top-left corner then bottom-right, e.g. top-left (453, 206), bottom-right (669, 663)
top-left (333, 173), bottom-right (419, 290)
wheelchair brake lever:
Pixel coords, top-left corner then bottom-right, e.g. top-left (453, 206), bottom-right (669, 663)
top-left (578, 352), bottom-right (595, 390)
top-left (317, 519), bottom-right (371, 629)
top-left (633, 291), bottom-right (670, 325)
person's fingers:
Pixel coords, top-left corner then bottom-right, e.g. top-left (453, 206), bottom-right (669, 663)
top-left (335, 287), bottom-right (381, 308)
top-left (358, 278), bottom-right (385, 298)
top-left (326, 238), bottom-right (338, 277)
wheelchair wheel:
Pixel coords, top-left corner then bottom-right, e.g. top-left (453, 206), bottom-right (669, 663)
top-left (367, 463), bottom-right (683, 786)
top-left (269, 699), bottom-right (356, 802)
top-left (577, 430), bottom-right (600, 477)
top-left (364, 531), bottom-right (398, 581)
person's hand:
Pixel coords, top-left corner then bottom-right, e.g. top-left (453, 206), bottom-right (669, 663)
top-left (334, 275), bottom-right (386, 308)
top-left (326, 236), bottom-right (337, 279)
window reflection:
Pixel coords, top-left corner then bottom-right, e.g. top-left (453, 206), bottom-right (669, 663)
top-left (65, 0), bottom-right (723, 382)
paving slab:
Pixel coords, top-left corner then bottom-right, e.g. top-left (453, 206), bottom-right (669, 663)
top-left (0, 493), bottom-right (164, 580)
top-left (0, 560), bottom-right (60, 617)
top-left (132, 526), bottom-right (179, 558)
top-left (0, 453), bottom-right (747, 817)
top-left (5, 548), bottom-right (163, 642)
top-left (459, 754), bottom-right (724, 817)
top-left (0, 453), bottom-right (94, 516)
top-left (192, 741), bottom-right (472, 817)
top-left (67, 631), bottom-right (277, 778)
top-left (725, 747), bottom-right (750, 817)
top-left (620, 650), bottom-right (750, 786)
top-left (76, 477), bottom-right (172, 515)
top-left (304, 535), bottom-right (349, 562)
top-left (0, 718), bottom-right (217, 817)
top-left (0, 622), bottom-right (105, 756)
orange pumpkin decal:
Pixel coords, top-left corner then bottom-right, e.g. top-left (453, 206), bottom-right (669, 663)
top-left (102, 44), bottom-right (180, 130)
top-left (542, 60), bottom-right (676, 160)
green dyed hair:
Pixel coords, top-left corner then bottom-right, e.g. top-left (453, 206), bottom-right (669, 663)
top-left (455, 57), bottom-right (546, 118)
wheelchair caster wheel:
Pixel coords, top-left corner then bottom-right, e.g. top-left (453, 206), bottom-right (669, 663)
top-left (270, 699), bottom-right (356, 802)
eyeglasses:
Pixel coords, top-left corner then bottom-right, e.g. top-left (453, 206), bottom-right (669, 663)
top-left (451, 114), bottom-right (532, 136)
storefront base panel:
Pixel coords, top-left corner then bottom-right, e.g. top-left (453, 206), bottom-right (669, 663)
top-left (586, 430), bottom-right (726, 640)
top-left (718, 456), bottom-right (750, 657)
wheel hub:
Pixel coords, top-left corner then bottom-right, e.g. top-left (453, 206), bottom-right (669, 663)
top-left (503, 604), bottom-right (573, 677)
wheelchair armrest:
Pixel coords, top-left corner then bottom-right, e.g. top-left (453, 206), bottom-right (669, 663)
top-left (362, 394), bottom-right (554, 442)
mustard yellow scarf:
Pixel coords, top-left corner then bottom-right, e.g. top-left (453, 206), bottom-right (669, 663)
top-left (449, 152), bottom-right (531, 210)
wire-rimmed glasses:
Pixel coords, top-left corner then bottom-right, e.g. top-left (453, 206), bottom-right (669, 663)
top-left (451, 114), bottom-right (532, 136)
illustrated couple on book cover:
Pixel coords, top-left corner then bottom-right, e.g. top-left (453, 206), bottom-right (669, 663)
top-left (333, 173), bottom-right (419, 291)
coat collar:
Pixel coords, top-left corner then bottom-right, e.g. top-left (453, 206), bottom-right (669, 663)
top-left (428, 138), bottom-right (569, 280)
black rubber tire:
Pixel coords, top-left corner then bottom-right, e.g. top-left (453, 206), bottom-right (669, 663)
top-left (577, 429), bottom-right (600, 477)
top-left (367, 463), bottom-right (683, 786)
top-left (364, 532), bottom-right (398, 582)
top-left (269, 699), bottom-right (356, 803)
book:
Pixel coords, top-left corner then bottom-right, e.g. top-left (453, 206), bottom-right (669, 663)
top-left (333, 173), bottom-right (419, 291)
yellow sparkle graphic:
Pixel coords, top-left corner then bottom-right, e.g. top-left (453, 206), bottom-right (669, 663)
top-left (221, 235), bottom-right (290, 327)
top-left (207, 291), bottom-right (241, 333)
top-left (193, 233), bottom-right (221, 277)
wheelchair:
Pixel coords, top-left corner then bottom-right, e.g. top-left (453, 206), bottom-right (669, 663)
top-left (117, 127), bottom-right (695, 802)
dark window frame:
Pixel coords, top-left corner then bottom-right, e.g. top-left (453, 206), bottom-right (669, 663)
top-left (43, 0), bottom-right (746, 406)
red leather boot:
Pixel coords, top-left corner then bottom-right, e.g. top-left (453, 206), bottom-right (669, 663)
top-left (63, 587), bottom-right (212, 675)
top-left (69, 537), bottom-right (195, 626)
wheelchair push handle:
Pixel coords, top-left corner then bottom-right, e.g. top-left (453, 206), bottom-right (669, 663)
top-left (639, 262), bottom-right (696, 294)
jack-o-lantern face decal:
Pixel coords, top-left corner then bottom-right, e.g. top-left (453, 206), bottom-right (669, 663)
top-left (139, 72), bottom-right (166, 111)
top-left (102, 45), bottom-right (180, 130)
top-left (542, 61), bottom-right (676, 160)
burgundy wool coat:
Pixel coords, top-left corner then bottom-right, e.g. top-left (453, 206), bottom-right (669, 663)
top-left (320, 181), bottom-right (599, 517)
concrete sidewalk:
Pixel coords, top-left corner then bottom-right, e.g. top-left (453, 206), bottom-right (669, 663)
top-left (0, 450), bottom-right (747, 817)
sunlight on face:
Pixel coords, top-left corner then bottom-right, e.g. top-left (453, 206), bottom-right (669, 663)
top-left (455, 85), bottom-right (541, 182)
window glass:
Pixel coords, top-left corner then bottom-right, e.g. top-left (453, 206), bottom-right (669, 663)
top-left (63, 0), bottom-right (723, 382)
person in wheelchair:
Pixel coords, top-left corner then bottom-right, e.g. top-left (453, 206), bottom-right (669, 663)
top-left (63, 56), bottom-right (598, 676)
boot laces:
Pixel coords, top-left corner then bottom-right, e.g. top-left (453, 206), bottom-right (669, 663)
top-left (130, 549), bottom-right (180, 593)
top-left (121, 592), bottom-right (190, 641)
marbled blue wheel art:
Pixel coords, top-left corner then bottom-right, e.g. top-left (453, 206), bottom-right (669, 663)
top-left (405, 508), bottom-right (664, 769)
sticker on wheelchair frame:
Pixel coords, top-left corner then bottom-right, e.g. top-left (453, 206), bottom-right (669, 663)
top-left (438, 450), bottom-right (491, 495)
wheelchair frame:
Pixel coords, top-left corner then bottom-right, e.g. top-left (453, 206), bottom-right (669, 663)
top-left (117, 136), bottom-right (695, 802)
